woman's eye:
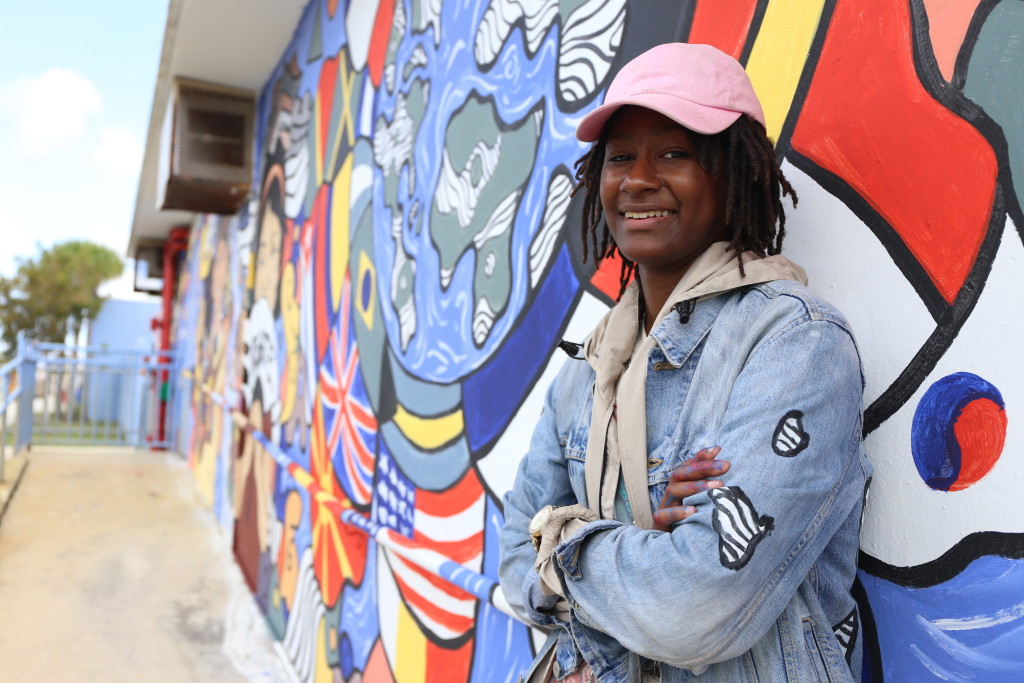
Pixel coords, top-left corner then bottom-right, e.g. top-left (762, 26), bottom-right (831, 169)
top-left (664, 149), bottom-right (692, 159)
top-left (607, 152), bottom-right (631, 163)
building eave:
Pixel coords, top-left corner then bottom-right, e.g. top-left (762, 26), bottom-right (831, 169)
top-left (128, 0), bottom-right (307, 254)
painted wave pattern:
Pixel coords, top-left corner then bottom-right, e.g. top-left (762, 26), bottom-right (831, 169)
top-left (859, 555), bottom-right (1024, 680)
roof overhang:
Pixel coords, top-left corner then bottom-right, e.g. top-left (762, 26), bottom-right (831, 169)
top-left (128, 0), bottom-right (307, 253)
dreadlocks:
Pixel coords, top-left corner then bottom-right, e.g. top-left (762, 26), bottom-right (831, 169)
top-left (571, 114), bottom-right (797, 300)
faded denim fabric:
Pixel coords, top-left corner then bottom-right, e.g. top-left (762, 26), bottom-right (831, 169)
top-left (499, 281), bottom-right (871, 682)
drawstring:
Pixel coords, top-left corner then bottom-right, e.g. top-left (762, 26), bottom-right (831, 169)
top-left (671, 299), bottom-right (696, 324)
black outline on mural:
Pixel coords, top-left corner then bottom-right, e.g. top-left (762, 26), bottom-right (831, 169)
top-left (851, 576), bottom-right (884, 682)
top-left (948, 0), bottom-right (1024, 243)
top-left (951, 0), bottom-right (1000, 91)
top-left (909, 0), bottom-right (1021, 239)
top-left (859, 531), bottom-right (1024, 588)
top-left (747, 0), bottom-right (840, 161)
top-left (736, 0), bottom-right (772, 67)
top-left (784, 0), bottom-right (1015, 435)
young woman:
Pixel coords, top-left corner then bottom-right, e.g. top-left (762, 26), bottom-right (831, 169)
top-left (499, 43), bottom-right (870, 682)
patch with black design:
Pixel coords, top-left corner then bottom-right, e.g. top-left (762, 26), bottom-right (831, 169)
top-left (772, 410), bottom-right (810, 457)
top-left (709, 487), bottom-right (774, 570)
top-left (832, 608), bottom-right (859, 665)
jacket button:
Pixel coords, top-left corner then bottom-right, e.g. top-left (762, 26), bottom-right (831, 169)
top-left (552, 661), bottom-right (562, 677)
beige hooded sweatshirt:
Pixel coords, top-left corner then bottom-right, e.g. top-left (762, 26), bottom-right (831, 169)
top-left (535, 242), bottom-right (807, 597)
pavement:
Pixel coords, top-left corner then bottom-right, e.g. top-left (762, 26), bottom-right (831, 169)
top-left (0, 446), bottom-right (294, 683)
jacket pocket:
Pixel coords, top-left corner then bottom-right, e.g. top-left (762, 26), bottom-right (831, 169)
top-left (801, 616), bottom-right (852, 682)
top-left (802, 617), bottom-right (829, 682)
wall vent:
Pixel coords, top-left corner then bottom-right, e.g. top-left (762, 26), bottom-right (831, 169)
top-left (156, 78), bottom-right (255, 215)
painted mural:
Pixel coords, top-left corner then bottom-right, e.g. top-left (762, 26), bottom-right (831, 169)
top-left (170, 0), bottom-right (1023, 681)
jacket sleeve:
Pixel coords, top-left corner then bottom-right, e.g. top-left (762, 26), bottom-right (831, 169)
top-left (551, 316), bottom-right (866, 669)
top-left (498, 360), bottom-right (590, 629)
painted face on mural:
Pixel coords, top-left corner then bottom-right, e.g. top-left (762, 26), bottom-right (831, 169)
top-left (254, 187), bottom-right (285, 307)
top-left (600, 107), bottom-right (727, 281)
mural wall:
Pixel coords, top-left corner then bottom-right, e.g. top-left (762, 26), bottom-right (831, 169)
top-left (170, 0), bottom-right (1024, 680)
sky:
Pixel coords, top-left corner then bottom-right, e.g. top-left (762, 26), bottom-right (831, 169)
top-left (0, 0), bottom-right (170, 300)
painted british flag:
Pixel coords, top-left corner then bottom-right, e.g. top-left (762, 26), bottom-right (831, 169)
top-left (320, 272), bottom-right (377, 507)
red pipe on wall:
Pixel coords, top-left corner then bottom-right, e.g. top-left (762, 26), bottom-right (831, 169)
top-left (152, 226), bottom-right (190, 447)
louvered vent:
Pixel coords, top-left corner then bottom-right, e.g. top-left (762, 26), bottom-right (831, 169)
top-left (157, 78), bottom-right (254, 214)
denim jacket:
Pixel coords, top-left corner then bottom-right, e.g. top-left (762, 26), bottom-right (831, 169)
top-left (499, 280), bottom-right (871, 682)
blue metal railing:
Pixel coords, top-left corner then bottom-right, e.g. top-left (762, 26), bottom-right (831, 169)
top-left (1, 334), bottom-right (36, 482)
top-left (0, 335), bottom-right (178, 472)
top-left (31, 342), bottom-right (177, 449)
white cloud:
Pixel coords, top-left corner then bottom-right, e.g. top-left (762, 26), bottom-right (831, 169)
top-left (93, 126), bottom-right (144, 177)
top-left (1, 68), bottom-right (102, 154)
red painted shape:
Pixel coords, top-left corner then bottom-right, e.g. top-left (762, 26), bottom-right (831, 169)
top-left (362, 640), bottom-right (394, 682)
top-left (366, 0), bottom-right (395, 87)
top-left (791, 0), bottom-right (997, 304)
top-left (312, 186), bottom-right (331, 365)
top-left (426, 637), bottom-right (474, 683)
top-left (590, 252), bottom-right (627, 302)
top-left (687, 0), bottom-right (760, 59)
top-left (317, 55), bottom-right (339, 168)
top-left (951, 397), bottom-right (1007, 491)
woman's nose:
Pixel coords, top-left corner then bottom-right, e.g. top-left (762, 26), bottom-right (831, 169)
top-left (620, 156), bottom-right (659, 192)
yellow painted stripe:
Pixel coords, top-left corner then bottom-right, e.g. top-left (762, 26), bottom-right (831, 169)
top-left (393, 404), bottom-right (464, 450)
top-left (395, 596), bottom-right (427, 682)
top-left (330, 154), bottom-right (353, 310)
top-left (744, 0), bottom-right (828, 141)
top-left (314, 616), bottom-right (334, 683)
top-left (291, 467), bottom-right (314, 490)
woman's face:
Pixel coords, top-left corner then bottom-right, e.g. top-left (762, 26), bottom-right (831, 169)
top-left (599, 106), bottom-right (727, 279)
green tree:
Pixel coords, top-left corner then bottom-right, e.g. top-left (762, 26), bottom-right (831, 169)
top-left (0, 241), bottom-right (123, 358)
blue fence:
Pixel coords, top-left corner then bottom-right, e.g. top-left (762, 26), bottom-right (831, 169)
top-left (0, 335), bottom-right (178, 477)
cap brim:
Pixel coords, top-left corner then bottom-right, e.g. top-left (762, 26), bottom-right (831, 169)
top-left (576, 93), bottom-right (744, 142)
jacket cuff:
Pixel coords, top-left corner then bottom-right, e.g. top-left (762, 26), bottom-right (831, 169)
top-left (555, 519), bottom-right (622, 583)
top-left (521, 569), bottom-right (569, 627)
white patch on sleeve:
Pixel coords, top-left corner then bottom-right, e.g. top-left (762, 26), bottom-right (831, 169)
top-left (709, 487), bottom-right (774, 570)
top-left (772, 410), bottom-right (810, 457)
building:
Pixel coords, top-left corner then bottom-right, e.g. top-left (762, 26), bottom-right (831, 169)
top-left (129, 1), bottom-right (1024, 680)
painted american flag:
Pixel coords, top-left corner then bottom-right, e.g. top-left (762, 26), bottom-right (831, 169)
top-left (375, 445), bottom-right (485, 642)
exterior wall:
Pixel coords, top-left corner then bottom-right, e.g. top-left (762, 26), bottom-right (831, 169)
top-left (87, 298), bottom-right (161, 425)
top-left (170, 1), bottom-right (1024, 680)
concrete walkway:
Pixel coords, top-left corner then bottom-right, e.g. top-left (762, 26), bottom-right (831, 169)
top-left (0, 446), bottom-right (293, 683)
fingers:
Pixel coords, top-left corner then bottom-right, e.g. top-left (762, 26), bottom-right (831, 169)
top-left (664, 478), bottom-right (724, 502)
top-left (653, 504), bottom-right (697, 531)
top-left (655, 446), bottom-right (730, 513)
top-left (669, 446), bottom-right (729, 483)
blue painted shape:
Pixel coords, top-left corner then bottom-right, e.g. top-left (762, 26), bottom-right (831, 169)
top-left (470, 496), bottom-right (536, 683)
top-left (372, 441), bottom-right (416, 538)
top-left (339, 540), bottom-right (380, 678)
top-left (858, 556), bottom-right (1024, 680)
top-left (911, 372), bottom-right (1004, 490)
top-left (371, 0), bottom-right (595, 384)
top-left (463, 245), bottom-right (579, 453)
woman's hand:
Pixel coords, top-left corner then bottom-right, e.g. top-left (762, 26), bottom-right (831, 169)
top-left (652, 446), bottom-right (729, 531)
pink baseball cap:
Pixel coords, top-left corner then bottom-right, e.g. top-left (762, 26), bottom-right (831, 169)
top-left (576, 43), bottom-right (765, 142)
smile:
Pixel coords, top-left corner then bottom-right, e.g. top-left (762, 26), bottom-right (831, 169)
top-left (623, 210), bottom-right (672, 219)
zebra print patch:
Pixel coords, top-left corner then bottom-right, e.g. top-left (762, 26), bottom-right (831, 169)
top-left (709, 487), bottom-right (774, 570)
top-left (772, 410), bottom-right (810, 457)
top-left (833, 608), bottom-right (859, 665)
